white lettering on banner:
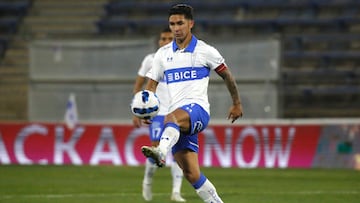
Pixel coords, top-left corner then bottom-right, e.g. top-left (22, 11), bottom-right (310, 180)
top-left (90, 127), bottom-right (122, 165)
top-left (0, 124), bottom-right (298, 167)
top-left (203, 128), bottom-right (232, 167)
top-left (54, 126), bottom-right (83, 165)
top-left (263, 127), bottom-right (295, 168)
top-left (15, 124), bottom-right (48, 165)
top-left (202, 126), bottom-right (296, 168)
top-left (125, 127), bottom-right (149, 166)
top-left (0, 132), bottom-right (10, 164)
top-left (235, 127), bottom-right (261, 168)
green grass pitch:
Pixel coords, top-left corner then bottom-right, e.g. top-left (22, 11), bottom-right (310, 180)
top-left (0, 165), bottom-right (359, 203)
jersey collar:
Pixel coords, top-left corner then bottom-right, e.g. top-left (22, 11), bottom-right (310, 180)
top-left (172, 35), bottom-right (198, 53)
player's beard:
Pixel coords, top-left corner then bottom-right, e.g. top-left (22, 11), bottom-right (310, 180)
top-left (176, 37), bottom-right (185, 45)
top-left (175, 32), bottom-right (190, 46)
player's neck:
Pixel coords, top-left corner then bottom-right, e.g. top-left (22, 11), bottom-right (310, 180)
top-left (176, 34), bottom-right (192, 49)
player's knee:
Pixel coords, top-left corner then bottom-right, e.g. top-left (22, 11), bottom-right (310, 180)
top-left (183, 169), bottom-right (201, 184)
top-left (164, 109), bottom-right (190, 128)
top-left (164, 113), bottom-right (177, 125)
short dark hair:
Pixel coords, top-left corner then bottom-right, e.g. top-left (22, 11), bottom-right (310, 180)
top-left (161, 27), bottom-right (171, 33)
top-left (168, 4), bottom-right (193, 20)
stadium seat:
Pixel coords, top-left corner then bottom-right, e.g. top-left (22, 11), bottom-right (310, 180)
top-left (0, 0), bottom-right (32, 56)
top-left (96, 18), bottom-right (132, 34)
top-left (104, 1), bottom-right (244, 17)
top-left (0, 1), bottom-right (32, 17)
top-left (96, 17), bottom-right (169, 34)
top-left (301, 85), bottom-right (360, 100)
top-left (285, 34), bottom-right (360, 51)
top-left (0, 36), bottom-right (9, 56)
top-left (0, 17), bottom-right (20, 34)
top-left (284, 50), bottom-right (360, 60)
top-left (282, 68), bottom-right (359, 86)
top-left (0, 41), bottom-right (6, 58)
top-left (284, 50), bottom-right (360, 68)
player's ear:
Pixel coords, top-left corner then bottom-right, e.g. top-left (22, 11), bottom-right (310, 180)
top-left (189, 20), bottom-right (194, 29)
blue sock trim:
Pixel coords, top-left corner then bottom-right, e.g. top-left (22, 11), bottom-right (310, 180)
top-left (148, 158), bottom-right (156, 164)
top-left (164, 122), bottom-right (180, 131)
top-left (192, 173), bottom-right (207, 189)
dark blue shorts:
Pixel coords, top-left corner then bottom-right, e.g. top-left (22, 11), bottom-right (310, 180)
top-left (171, 103), bottom-right (210, 154)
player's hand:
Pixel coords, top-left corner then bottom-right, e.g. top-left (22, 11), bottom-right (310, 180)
top-left (132, 116), bottom-right (142, 128)
top-left (142, 118), bottom-right (152, 125)
top-left (227, 103), bottom-right (243, 123)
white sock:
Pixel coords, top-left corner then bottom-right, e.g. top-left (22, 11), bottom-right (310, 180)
top-left (143, 159), bottom-right (157, 185)
top-left (158, 123), bottom-right (180, 156)
top-left (195, 179), bottom-right (223, 203)
top-left (171, 160), bottom-right (183, 194)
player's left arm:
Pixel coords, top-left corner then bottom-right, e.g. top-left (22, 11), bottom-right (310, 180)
top-left (215, 64), bottom-right (243, 123)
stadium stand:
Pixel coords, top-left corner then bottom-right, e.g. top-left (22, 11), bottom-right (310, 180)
top-left (0, 0), bottom-right (359, 120)
top-left (0, 17), bottom-right (20, 34)
top-left (0, 0), bottom-right (32, 120)
top-left (0, 36), bottom-right (8, 57)
top-left (0, 0), bottom-right (107, 120)
top-left (0, 0), bottom-right (30, 33)
top-left (96, 0), bottom-right (360, 118)
top-left (0, 1), bottom-right (30, 16)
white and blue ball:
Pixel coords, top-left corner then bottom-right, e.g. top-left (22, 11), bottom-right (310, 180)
top-left (130, 90), bottom-right (160, 119)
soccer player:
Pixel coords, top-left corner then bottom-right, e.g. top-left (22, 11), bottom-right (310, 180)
top-left (141, 4), bottom-right (243, 203)
top-left (132, 28), bottom-right (186, 202)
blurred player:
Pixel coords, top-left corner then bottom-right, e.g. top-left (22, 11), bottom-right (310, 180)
top-left (132, 28), bottom-right (186, 202)
top-left (141, 4), bottom-right (243, 203)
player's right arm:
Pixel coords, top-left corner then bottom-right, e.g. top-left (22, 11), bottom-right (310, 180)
top-left (145, 49), bottom-right (162, 93)
top-left (133, 75), bottom-right (146, 94)
top-left (132, 74), bottom-right (147, 128)
top-left (132, 54), bottom-right (153, 127)
top-left (137, 78), bottom-right (159, 125)
top-left (145, 78), bottom-right (159, 93)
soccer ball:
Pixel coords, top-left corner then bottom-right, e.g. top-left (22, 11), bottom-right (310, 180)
top-left (130, 90), bottom-right (160, 119)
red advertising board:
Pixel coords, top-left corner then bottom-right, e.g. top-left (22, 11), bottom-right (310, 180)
top-left (0, 122), bottom-right (325, 168)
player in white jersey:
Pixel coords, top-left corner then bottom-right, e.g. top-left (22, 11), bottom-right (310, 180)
top-left (140, 4), bottom-right (243, 203)
top-left (132, 28), bottom-right (186, 202)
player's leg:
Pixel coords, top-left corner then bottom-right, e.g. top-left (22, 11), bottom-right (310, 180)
top-left (142, 115), bottom-right (164, 201)
top-left (158, 108), bottom-right (191, 154)
top-left (170, 159), bottom-right (186, 202)
top-left (141, 103), bottom-right (209, 166)
top-left (174, 150), bottom-right (223, 203)
top-left (142, 108), bottom-right (189, 167)
top-left (142, 158), bottom-right (157, 201)
top-left (172, 104), bottom-right (222, 202)
top-left (158, 114), bottom-right (186, 202)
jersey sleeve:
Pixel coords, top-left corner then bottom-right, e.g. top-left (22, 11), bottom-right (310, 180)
top-left (146, 50), bottom-right (163, 82)
top-left (205, 45), bottom-right (225, 70)
top-left (137, 54), bottom-right (154, 77)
